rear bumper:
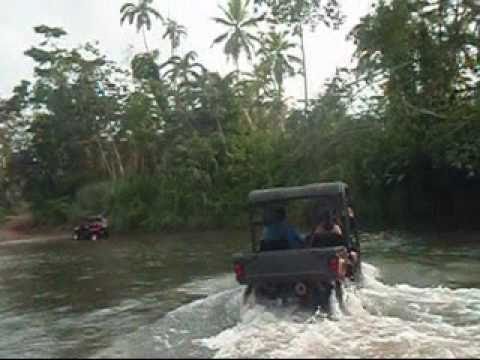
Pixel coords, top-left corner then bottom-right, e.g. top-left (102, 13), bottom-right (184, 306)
top-left (251, 280), bottom-right (336, 307)
top-left (234, 247), bottom-right (349, 286)
top-left (238, 273), bottom-right (337, 286)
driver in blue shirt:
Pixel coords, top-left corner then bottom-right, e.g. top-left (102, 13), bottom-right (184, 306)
top-left (260, 207), bottom-right (304, 251)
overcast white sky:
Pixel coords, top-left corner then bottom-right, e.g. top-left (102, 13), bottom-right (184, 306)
top-left (0, 0), bottom-right (374, 101)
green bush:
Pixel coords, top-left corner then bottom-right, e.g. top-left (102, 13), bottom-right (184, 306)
top-left (31, 197), bottom-right (71, 226)
top-left (70, 182), bottom-right (114, 222)
top-left (0, 207), bottom-right (8, 224)
top-left (109, 176), bottom-right (161, 232)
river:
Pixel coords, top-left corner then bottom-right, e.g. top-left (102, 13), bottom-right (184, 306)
top-left (0, 231), bottom-right (479, 358)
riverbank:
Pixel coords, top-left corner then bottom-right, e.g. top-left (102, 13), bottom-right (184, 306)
top-left (1, 210), bottom-right (479, 247)
top-left (0, 213), bottom-right (68, 244)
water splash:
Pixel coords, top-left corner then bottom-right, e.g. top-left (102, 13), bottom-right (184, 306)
top-left (198, 263), bottom-right (480, 358)
top-left (95, 263), bottom-right (480, 358)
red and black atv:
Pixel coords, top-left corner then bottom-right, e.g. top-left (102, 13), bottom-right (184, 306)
top-left (72, 215), bottom-right (109, 241)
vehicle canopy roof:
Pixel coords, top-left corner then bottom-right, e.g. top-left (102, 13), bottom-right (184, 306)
top-left (248, 182), bottom-right (349, 205)
top-left (84, 215), bottom-right (105, 221)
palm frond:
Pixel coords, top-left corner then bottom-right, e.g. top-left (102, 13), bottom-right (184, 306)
top-left (136, 15), bottom-right (144, 32)
top-left (120, 3), bottom-right (136, 13)
top-left (241, 36), bottom-right (253, 61)
top-left (287, 55), bottom-right (302, 64)
top-left (230, 0), bottom-right (244, 21)
top-left (177, 26), bottom-right (187, 35)
top-left (212, 32), bottom-right (229, 46)
top-left (161, 56), bottom-right (182, 68)
top-left (183, 50), bottom-right (197, 60)
top-left (191, 63), bottom-right (207, 73)
top-left (212, 17), bottom-right (234, 27)
top-left (120, 11), bottom-right (130, 25)
top-left (246, 33), bottom-right (260, 43)
top-left (218, 5), bottom-right (235, 23)
top-left (147, 6), bottom-right (164, 21)
top-left (128, 12), bottom-right (136, 25)
top-left (162, 27), bottom-right (170, 39)
top-left (145, 14), bottom-right (152, 31)
top-left (241, 13), bottom-right (265, 27)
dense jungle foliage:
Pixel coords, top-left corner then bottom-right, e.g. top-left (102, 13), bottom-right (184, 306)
top-left (1, 0), bottom-right (480, 232)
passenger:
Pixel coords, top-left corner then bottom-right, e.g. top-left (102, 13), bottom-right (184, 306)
top-left (306, 210), bottom-right (346, 249)
top-left (261, 207), bottom-right (304, 251)
top-left (100, 215), bottom-right (108, 229)
top-left (90, 216), bottom-right (103, 229)
top-left (347, 206), bottom-right (356, 230)
top-left (311, 210), bottom-right (359, 274)
top-left (346, 206), bottom-right (359, 267)
top-left (312, 210), bottom-right (343, 240)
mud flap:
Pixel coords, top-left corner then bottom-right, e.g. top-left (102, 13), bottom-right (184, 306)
top-left (243, 285), bottom-right (254, 306)
top-left (335, 280), bottom-right (347, 314)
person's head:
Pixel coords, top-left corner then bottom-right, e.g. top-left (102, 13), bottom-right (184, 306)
top-left (263, 206), bottom-right (286, 225)
top-left (319, 210), bottom-right (334, 230)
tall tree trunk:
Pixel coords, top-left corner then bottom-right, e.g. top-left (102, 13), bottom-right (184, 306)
top-left (235, 60), bottom-right (240, 80)
top-left (142, 27), bottom-right (150, 52)
top-left (242, 109), bottom-right (255, 131)
top-left (134, 142), bottom-right (141, 174)
top-left (299, 24), bottom-right (309, 115)
top-left (214, 116), bottom-right (227, 149)
top-left (97, 139), bottom-right (115, 181)
top-left (278, 86), bottom-right (286, 131)
top-left (112, 141), bottom-right (125, 178)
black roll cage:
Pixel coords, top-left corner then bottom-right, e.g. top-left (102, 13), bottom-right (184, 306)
top-left (247, 182), bottom-right (360, 253)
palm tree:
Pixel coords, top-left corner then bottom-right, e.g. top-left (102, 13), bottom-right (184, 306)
top-left (256, 30), bottom-right (302, 95)
top-left (160, 51), bottom-right (206, 87)
top-left (190, 72), bottom-right (239, 147)
top-left (162, 18), bottom-right (188, 58)
top-left (294, 23), bottom-right (309, 114)
top-left (212, 0), bottom-right (264, 73)
top-left (120, 0), bottom-right (163, 52)
top-left (160, 51), bottom-right (206, 112)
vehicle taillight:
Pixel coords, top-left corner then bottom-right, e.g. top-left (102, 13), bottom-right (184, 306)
top-left (234, 263), bottom-right (246, 281)
top-left (329, 256), bottom-right (346, 278)
top-left (328, 257), bottom-right (339, 274)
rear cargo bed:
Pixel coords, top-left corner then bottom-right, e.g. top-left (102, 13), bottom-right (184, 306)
top-left (233, 246), bottom-right (348, 285)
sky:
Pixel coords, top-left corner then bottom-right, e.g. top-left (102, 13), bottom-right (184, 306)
top-left (0, 0), bottom-right (375, 102)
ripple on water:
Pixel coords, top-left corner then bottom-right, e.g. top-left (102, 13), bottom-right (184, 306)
top-left (95, 263), bottom-right (480, 358)
top-left (0, 232), bottom-right (479, 358)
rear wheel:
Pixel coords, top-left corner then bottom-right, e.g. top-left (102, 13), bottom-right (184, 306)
top-left (335, 280), bottom-right (347, 313)
top-left (311, 283), bottom-right (333, 314)
top-left (73, 233), bottom-right (79, 241)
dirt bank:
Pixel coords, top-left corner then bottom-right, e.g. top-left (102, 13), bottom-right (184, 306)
top-left (0, 213), bottom-right (69, 243)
